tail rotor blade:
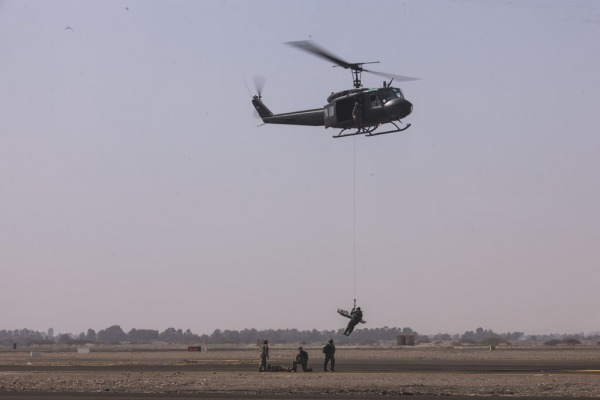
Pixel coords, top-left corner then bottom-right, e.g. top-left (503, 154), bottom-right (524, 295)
top-left (253, 75), bottom-right (266, 98)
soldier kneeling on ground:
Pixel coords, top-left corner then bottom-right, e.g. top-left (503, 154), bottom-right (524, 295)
top-left (291, 346), bottom-right (312, 372)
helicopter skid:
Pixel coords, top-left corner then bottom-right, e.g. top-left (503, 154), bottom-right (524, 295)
top-left (332, 122), bottom-right (410, 138)
top-left (366, 123), bottom-right (411, 137)
top-left (332, 130), bottom-right (368, 139)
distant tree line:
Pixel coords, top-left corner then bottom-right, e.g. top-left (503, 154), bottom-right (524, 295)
top-left (0, 329), bottom-right (52, 346)
top-left (2, 326), bottom-right (600, 346)
top-left (1, 326), bottom-right (414, 346)
top-left (432, 328), bottom-right (600, 346)
top-left (199, 326), bottom-right (416, 345)
top-left (0, 326), bottom-right (201, 346)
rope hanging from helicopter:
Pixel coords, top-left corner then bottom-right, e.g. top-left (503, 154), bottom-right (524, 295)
top-left (353, 136), bottom-right (357, 301)
top-left (334, 137), bottom-right (367, 334)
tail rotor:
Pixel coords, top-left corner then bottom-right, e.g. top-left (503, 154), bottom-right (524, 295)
top-left (253, 75), bottom-right (266, 99)
top-left (248, 75), bottom-right (273, 121)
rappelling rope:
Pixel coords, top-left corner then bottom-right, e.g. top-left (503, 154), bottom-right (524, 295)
top-left (353, 136), bottom-right (357, 301)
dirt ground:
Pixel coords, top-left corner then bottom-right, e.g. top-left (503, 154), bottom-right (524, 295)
top-left (1, 344), bottom-right (600, 397)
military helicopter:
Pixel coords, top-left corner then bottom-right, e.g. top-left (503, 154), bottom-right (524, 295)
top-left (251, 41), bottom-right (417, 138)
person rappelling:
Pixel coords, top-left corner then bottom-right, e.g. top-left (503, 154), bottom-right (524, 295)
top-left (337, 299), bottom-right (366, 336)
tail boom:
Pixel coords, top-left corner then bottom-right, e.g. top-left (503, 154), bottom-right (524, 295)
top-left (252, 96), bottom-right (324, 127)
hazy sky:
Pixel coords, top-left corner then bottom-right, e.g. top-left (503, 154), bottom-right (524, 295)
top-left (2, 0), bottom-right (599, 337)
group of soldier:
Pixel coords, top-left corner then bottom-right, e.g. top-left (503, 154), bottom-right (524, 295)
top-left (258, 339), bottom-right (336, 372)
top-left (257, 304), bottom-right (364, 372)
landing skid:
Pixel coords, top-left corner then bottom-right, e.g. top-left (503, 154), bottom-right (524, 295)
top-left (332, 130), bottom-right (367, 138)
top-left (367, 123), bottom-right (410, 137)
top-left (332, 121), bottom-right (410, 138)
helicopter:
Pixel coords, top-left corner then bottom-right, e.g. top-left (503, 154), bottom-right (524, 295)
top-left (251, 41), bottom-right (417, 138)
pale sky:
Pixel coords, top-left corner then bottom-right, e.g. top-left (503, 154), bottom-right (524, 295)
top-left (1, 0), bottom-right (599, 337)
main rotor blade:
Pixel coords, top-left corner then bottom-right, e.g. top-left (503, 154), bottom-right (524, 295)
top-left (286, 40), bottom-right (420, 82)
top-left (363, 69), bottom-right (420, 82)
top-left (286, 40), bottom-right (353, 69)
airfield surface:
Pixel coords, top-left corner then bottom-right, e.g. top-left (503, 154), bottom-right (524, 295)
top-left (1, 344), bottom-right (600, 398)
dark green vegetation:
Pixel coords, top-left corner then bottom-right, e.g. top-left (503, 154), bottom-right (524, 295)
top-left (2, 326), bottom-right (599, 346)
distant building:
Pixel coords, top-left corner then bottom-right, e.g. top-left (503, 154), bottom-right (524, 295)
top-left (397, 334), bottom-right (415, 346)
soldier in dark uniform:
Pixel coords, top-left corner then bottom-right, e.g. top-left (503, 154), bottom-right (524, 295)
top-left (258, 339), bottom-right (269, 372)
top-left (323, 339), bottom-right (336, 371)
top-left (344, 306), bottom-right (363, 336)
top-left (291, 346), bottom-right (309, 372)
top-left (352, 96), bottom-right (364, 132)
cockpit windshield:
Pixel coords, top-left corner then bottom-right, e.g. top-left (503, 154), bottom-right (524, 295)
top-left (378, 88), bottom-right (404, 104)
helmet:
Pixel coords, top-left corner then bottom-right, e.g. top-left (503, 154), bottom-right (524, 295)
top-left (356, 307), bottom-right (361, 311)
top-left (329, 339), bottom-right (334, 344)
top-left (298, 346), bottom-right (303, 350)
top-left (263, 339), bottom-right (268, 344)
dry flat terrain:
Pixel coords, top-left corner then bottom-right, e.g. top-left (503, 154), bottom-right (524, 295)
top-left (1, 344), bottom-right (600, 397)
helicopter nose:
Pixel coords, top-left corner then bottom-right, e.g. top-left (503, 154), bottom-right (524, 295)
top-left (385, 98), bottom-right (413, 119)
top-left (402, 100), bottom-right (413, 117)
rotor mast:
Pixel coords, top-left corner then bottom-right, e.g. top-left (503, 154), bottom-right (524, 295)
top-left (346, 62), bottom-right (380, 88)
top-left (352, 68), bottom-right (362, 88)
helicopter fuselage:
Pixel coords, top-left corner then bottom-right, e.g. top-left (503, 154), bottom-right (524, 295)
top-left (325, 87), bottom-right (412, 129)
top-left (252, 86), bottom-right (413, 135)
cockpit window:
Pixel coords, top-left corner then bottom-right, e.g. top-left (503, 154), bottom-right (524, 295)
top-left (370, 94), bottom-right (381, 108)
top-left (378, 88), bottom-right (404, 103)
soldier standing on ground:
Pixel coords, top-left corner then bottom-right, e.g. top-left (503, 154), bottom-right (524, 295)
top-left (323, 339), bottom-right (336, 371)
top-left (292, 346), bottom-right (309, 372)
top-left (259, 339), bottom-right (269, 372)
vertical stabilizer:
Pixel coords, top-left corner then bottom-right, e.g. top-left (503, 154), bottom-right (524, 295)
top-left (252, 96), bottom-right (273, 121)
